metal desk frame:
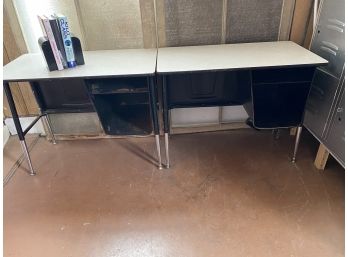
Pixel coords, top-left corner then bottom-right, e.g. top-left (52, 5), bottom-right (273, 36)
top-left (157, 41), bottom-right (328, 168)
top-left (3, 49), bottom-right (163, 175)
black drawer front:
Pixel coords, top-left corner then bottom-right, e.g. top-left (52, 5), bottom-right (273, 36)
top-left (252, 82), bottom-right (311, 128)
top-left (252, 67), bottom-right (316, 84)
top-left (34, 79), bottom-right (93, 111)
top-left (166, 71), bottom-right (250, 108)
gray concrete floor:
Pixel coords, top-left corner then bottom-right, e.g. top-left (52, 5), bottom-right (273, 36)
top-left (3, 129), bottom-right (344, 257)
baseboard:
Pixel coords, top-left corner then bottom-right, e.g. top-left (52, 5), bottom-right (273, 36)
top-left (171, 122), bottom-right (250, 134)
top-left (4, 116), bottom-right (45, 136)
top-left (3, 124), bottom-right (10, 147)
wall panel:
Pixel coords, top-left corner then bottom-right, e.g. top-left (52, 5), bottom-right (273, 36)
top-left (77, 0), bottom-right (144, 50)
top-left (139, 0), bottom-right (157, 48)
top-left (226, 0), bottom-right (283, 43)
top-left (162, 0), bottom-right (223, 46)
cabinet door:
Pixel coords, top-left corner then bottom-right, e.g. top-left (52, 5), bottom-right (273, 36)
top-left (311, 0), bottom-right (345, 79)
top-left (325, 89), bottom-right (345, 165)
top-left (304, 70), bottom-right (340, 138)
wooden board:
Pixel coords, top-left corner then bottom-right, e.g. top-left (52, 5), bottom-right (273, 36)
top-left (314, 143), bottom-right (330, 170)
top-left (290, 0), bottom-right (314, 46)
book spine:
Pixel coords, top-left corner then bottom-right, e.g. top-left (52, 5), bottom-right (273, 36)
top-left (49, 18), bottom-right (67, 68)
top-left (37, 15), bottom-right (47, 37)
top-left (42, 18), bottom-right (64, 70)
top-left (57, 16), bottom-right (76, 68)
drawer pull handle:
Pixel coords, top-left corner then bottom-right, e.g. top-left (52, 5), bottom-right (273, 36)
top-left (320, 46), bottom-right (337, 56)
top-left (337, 107), bottom-right (344, 112)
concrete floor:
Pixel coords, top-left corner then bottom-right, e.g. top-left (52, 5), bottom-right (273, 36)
top-left (4, 129), bottom-right (344, 257)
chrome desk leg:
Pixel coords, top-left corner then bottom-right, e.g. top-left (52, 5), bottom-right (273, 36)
top-left (164, 133), bottom-right (170, 169)
top-left (291, 126), bottom-right (302, 163)
top-left (20, 140), bottom-right (35, 175)
top-left (155, 135), bottom-right (163, 169)
top-left (4, 82), bottom-right (36, 175)
top-left (43, 115), bottom-right (56, 144)
top-left (149, 76), bottom-right (163, 169)
top-left (162, 75), bottom-right (170, 169)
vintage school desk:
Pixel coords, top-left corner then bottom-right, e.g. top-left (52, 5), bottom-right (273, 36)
top-left (157, 41), bottom-right (328, 168)
top-left (3, 49), bottom-right (163, 175)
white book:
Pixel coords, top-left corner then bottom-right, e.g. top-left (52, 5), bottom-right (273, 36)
top-left (39, 15), bottom-right (64, 70)
top-left (37, 15), bottom-right (47, 37)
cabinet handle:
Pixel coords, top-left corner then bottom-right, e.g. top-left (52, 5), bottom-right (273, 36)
top-left (337, 107), bottom-right (344, 112)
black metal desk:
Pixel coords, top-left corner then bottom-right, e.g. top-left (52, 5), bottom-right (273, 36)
top-left (3, 49), bottom-right (163, 175)
top-left (157, 41), bottom-right (328, 168)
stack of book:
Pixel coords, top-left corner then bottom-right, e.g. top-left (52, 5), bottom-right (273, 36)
top-left (38, 14), bottom-right (77, 70)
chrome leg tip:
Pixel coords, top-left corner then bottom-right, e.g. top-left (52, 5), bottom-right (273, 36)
top-left (29, 172), bottom-right (36, 176)
top-left (166, 164), bottom-right (170, 169)
top-left (158, 165), bottom-right (163, 170)
top-left (52, 141), bottom-right (57, 145)
top-left (291, 158), bottom-right (296, 163)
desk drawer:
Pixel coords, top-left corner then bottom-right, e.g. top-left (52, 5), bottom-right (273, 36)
top-left (166, 71), bottom-right (250, 108)
top-left (251, 81), bottom-right (311, 128)
top-left (34, 79), bottom-right (93, 112)
top-left (252, 67), bottom-right (316, 84)
top-left (304, 69), bottom-right (340, 137)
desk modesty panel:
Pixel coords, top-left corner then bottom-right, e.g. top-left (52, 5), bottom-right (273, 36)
top-left (3, 49), bottom-right (157, 82)
top-left (157, 41), bottom-right (328, 73)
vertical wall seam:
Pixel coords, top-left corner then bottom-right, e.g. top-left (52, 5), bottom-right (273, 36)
top-left (288, 0), bottom-right (297, 41)
top-left (279, 0), bottom-right (296, 41)
top-left (139, 0), bottom-right (146, 48)
top-left (153, 0), bottom-right (159, 49)
top-left (74, 0), bottom-right (88, 50)
top-left (219, 0), bottom-right (228, 123)
top-left (278, 0), bottom-right (285, 40)
top-left (302, 0), bottom-right (315, 45)
top-left (221, 0), bottom-right (227, 44)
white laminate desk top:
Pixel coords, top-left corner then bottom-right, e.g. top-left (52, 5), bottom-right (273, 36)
top-left (157, 41), bottom-right (328, 73)
top-left (3, 49), bottom-right (157, 82)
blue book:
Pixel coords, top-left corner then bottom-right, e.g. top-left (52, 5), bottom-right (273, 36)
top-left (56, 14), bottom-right (76, 68)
